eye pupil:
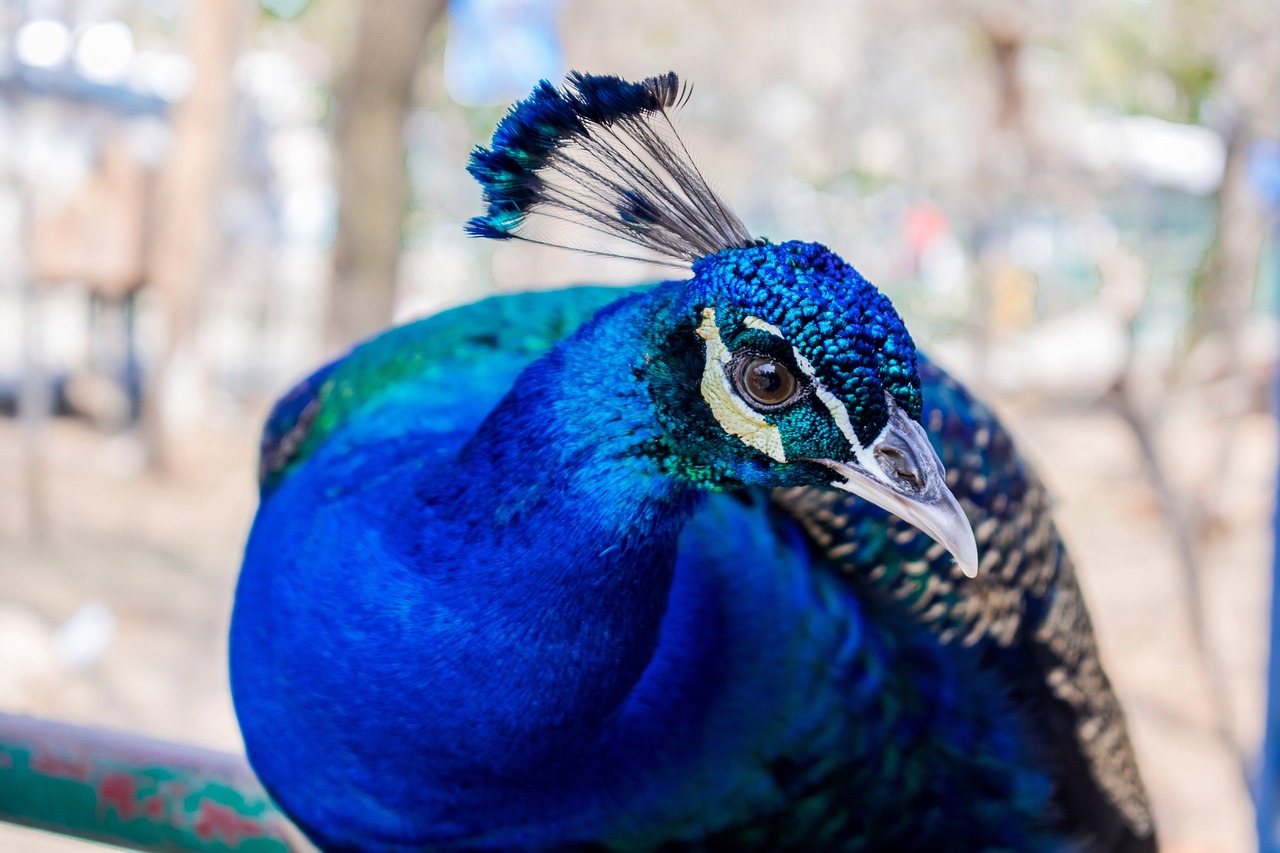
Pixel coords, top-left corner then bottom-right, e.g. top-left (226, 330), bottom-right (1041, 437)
top-left (752, 363), bottom-right (782, 394)
top-left (739, 356), bottom-right (798, 408)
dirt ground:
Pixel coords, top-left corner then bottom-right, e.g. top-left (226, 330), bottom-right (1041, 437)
top-left (0, 384), bottom-right (1273, 852)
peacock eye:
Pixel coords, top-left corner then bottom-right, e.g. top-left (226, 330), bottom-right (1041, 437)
top-left (733, 355), bottom-right (800, 410)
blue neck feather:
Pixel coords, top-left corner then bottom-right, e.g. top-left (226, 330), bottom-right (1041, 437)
top-left (414, 288), bottom-right (701, 764)
top-left (235, 287), bottom-right (727, 844)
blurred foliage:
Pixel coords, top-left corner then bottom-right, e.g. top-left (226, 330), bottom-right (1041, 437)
top-left (1079, 0), bottom-right (1220, 123)
top-left (260, 0), bottom-right (312, 23)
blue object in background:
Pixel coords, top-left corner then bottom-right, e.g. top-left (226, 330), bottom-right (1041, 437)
top-left (1256, 131), bottom-right (1280, 853)
top-left (1260, 259), bottom-right (1280, 852)
top-left (444, 0), bottom-right (564, 106)
top-left (1248, 139), bottom-right (1280, 210)
top-left (1262, 474), bottom-right (1280, 846)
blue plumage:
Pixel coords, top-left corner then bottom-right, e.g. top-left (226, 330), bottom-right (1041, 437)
top-left (231, 73), bottom-right (1156, 851)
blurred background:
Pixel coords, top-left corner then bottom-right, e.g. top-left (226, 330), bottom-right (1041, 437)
top-left (0, 0), bottom-right (1277, 850)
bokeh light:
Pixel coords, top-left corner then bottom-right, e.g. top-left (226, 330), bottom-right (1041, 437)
top-left (15, 19), bottom-right (71, 69)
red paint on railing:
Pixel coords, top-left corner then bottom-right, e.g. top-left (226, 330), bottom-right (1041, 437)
top-left (30, 751), bottom-right (93, 782)
top-left (1, 713), bottom-right (299, 851)
top-left (97, 771), bottom-right (140, 821)
top-left (142, 793), bottom-right (166, 820)
top-left (193, 800), bottom-right (266, 845)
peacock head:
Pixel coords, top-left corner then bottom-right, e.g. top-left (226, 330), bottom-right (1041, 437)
top-left (467, 72), bottom-right (976, 577)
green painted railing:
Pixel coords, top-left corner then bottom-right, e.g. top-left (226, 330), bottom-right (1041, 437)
top-left (0, 712), bottom-right (308, 852)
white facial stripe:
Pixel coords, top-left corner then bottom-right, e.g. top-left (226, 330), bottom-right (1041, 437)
top-left (781, 344), bottom-right (858, 451)
top-left (742, 315), bottom-right (785, 337)
top-left (816, 385), bottom-right (862, 449)
top-left (697, 308), bottom-right (787, 463)
top-left (734, 311), bottom-right (882, 471)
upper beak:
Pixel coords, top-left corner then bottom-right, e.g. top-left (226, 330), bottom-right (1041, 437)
top-left (811, 402), bottom-right (978, 578)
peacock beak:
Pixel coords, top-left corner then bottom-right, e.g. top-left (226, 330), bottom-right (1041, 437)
top-left (811, 403), bottom-right (978, 578)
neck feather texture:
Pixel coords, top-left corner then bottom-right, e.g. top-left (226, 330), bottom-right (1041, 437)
top-left (398, 285), bottom-right (701, 770)
top-left (234, 284), bottom-right (730, 846)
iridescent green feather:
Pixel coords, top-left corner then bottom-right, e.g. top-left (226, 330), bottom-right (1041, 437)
top-left (259, 287), bottom-right (634, 492)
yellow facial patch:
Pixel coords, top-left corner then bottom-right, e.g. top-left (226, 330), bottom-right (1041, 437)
top-left (696, 308), bottom-right (787, 463)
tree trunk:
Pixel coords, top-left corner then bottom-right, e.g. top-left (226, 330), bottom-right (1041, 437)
top-left (144, 0), bottom-right (252, 471)
top-left (1189, 118), bottom-right (1269, 347)
top-left (1188, 22), bottom-right (1280, 350)
top-left (326, 0), bottom-right (447, 351)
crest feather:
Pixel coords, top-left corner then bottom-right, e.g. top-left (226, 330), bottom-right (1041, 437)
top-left (466, 72), bottom-right (755, 267)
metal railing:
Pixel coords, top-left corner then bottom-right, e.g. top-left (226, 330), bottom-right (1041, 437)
top-left (0, 712), bottom-right (308, 852)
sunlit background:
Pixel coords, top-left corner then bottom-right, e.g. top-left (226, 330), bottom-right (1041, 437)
top-left (0, 0), bottom-right (1278, 850)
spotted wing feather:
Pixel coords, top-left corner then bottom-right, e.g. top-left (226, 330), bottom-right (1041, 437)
top-left (773, 355), bottom-right (1155, 852)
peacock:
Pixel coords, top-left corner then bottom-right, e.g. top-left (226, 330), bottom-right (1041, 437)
top-left (230, 72), bottom-right (1157, 852)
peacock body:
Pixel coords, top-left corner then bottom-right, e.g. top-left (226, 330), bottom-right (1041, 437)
top-left (231, 73), bottom-right (1156, 852)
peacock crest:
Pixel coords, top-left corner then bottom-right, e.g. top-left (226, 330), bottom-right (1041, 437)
top-left (466, 72), bottom-right (755, 266)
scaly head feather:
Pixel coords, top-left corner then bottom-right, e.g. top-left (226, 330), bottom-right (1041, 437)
top-left (467, 72), bottom-right (977, 576)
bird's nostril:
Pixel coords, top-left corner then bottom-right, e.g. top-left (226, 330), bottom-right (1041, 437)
top-left (877, 446), bottom-right (923, 489)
